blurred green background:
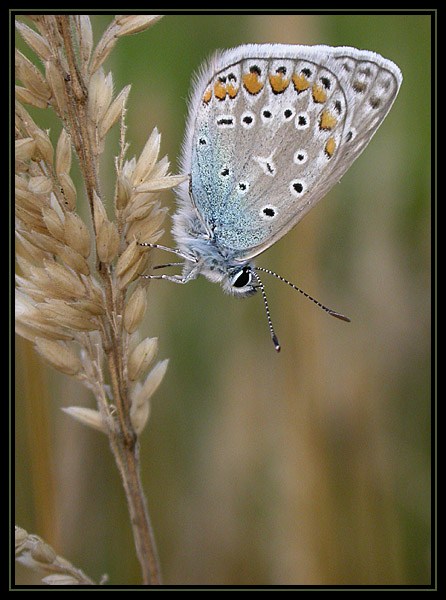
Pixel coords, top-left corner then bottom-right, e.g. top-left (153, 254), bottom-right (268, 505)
top-left (15, 13), bottom-right (432, 586)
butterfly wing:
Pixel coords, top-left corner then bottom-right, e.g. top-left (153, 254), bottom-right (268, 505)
top-left (180, 44), bottom-right (402, 262)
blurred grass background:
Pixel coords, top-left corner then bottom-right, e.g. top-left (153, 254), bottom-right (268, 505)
top-left (15, 12), bottom-right (432, 586)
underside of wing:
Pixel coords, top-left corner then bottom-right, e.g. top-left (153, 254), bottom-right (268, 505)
top-left (181, 44), bottom-right (402, 261)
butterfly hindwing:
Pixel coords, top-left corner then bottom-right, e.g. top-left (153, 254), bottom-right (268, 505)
top-left (184, 44), bottom-right (402, 261)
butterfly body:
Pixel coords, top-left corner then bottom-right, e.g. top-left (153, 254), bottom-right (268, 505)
top-left (172, 186), bottom-right (257, 296)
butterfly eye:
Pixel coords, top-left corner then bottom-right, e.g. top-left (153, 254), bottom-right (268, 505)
top-left (231, 267), bottom-right (252, 288)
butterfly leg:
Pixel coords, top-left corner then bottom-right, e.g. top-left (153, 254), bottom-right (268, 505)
top-left (152, 262), bottom-right (184, 270)
top-left (138, 242), bottom-right (197, 263)
top-left (142, 265), bottom-right (200, 285)
top-left (144, 274), bottom-right (188, 284)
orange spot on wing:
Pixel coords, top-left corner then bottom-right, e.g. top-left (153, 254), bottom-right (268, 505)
top-left (320, 109), bottom-right (337, 130)
top-left (242, 72), bottom-right (263, 95)
top-left (292, 73), bottom-right (310, 92)
top-left (312, 83), bottom-right (327, 103)
top-left (214, 80), bottom-right (227, 100)
top-left (202, 88), bottom-right (212, 103)
top-left (226, 84), bottom-right (238, 99)
top-left (325, 137), bottom-right (336, 158)
top-left (269, 73), bottom-right (290, 93)
top-left (213, 80), bottom-right (239, 100)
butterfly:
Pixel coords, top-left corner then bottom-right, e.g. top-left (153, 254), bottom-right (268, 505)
top-left (141, 44), bottom-right (402, 351)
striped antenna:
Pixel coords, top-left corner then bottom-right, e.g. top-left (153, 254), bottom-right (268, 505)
top-left (254, 267), bottom-right (351, 323)
top-left (251, 270), bottom-right (281, 352)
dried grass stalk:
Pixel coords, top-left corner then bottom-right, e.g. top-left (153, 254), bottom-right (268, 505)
top-left (15, 526), bottom-right (100, 585)
top-left (15, 14), bottom-right (185, 586)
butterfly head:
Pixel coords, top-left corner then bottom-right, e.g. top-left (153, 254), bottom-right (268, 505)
top-left (192, 255), bottom-right (257, 297)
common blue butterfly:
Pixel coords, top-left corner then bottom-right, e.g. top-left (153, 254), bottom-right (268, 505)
top-left (142, 44), bottom-right (402, 350)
